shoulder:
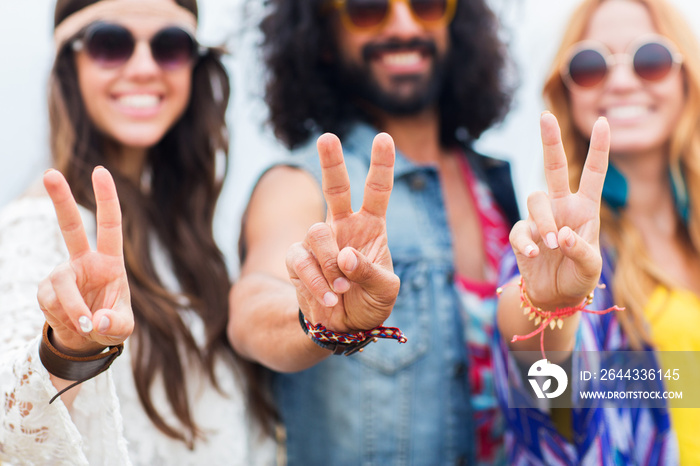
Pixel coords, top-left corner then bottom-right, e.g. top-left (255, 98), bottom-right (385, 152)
top-left (467, 147), bottom-right (511, 168)
top-left (0, 196), bottom-right (57, 232)
top-left (247, 131), bottom-right (326, 221)
top-left (284, 136), bottom-right (325, 181)
top-left (243, 165), bottom-right (325, 248)
top-left (464, 145), bottom-right (513, 181)
top-left (249, 164), bottom-right (324, 221)
top-left (238, 163), bottom-right (326, 275)
top-left (0, 193), bottom-right (96, 251)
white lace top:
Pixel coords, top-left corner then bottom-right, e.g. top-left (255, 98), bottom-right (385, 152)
top-left (0, 197), bottom-right (276, 465)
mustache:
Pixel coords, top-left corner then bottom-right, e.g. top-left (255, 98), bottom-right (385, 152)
top-left (361, 39), bottom-right (438, 62)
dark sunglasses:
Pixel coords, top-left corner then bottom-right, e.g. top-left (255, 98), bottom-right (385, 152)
top-left (328, 0), bottom-right (457, 32)
top-left (71, 22), bottom-right (200, 70)
top-left (561, 35), bottom-right (683, 90)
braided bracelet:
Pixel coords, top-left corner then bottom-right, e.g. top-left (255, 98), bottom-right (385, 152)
top-left (299, 309), bottom-right (407, 356)
top-left (39, 322), bottom-right (123, 404)
top-left (497, 278), bottom-right (624, 359)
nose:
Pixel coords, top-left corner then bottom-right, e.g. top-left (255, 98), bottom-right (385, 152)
top-left (605, 55), bottom-right (642, 92)
top-left (381, 1), bottom-right (424, 38)
top-left (122, 41), bottom-right (160, 79)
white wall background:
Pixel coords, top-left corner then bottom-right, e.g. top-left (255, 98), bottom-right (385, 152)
top-left (2, 0), bottom-right (700, 273)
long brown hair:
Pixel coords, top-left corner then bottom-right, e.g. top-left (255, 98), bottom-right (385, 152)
top-left (543, 0), bottom-right (700, 349)
top-left (50, 0), bottom-right (274, 446)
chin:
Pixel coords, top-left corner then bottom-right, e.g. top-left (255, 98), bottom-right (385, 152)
top-left (115, 130), bottom-right (169, 150)
top-left (120, 139), bottom-right (161, 150)
top-left (610, 140), bottom-right (664, 156)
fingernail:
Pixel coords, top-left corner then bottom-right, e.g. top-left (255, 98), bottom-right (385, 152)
top-left (79, 315), bottom-right (93, 333)
top-left (546, 232), bottom-right (559, 249)
top-left (343, 252), bottom-right (358, 272)
top-left (323, 292), bottom-right (338, 307)
top-left (333, 277), bottom-right (350, 293)
top-left (98, 316), bottom-right (110, 333)
top-left (524, 245), bottom-right (536, 257)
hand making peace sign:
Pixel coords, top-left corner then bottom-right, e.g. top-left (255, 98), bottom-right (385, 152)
top-left (509, 112), bottom-right (610, 310)
top-left (38, 167), bottom-right (133, 356)
top-left (286, 133), bottom-right (400, 333)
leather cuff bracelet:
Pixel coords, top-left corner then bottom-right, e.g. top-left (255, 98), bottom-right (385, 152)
top-left (298, 309), bottom-right (407, 356)
top-left (39, 321), bottom-right (123, 404)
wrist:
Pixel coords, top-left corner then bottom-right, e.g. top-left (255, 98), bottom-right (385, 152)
top-left (527, 294), bottom-right (592, 314)
top-left (39, 322), bottom-right (123, 403)
top-left (298, 309), bottom-right (406, 356)
top-left (499, 278), bottom-right (622, 359)
top-left (48, 327), bottom-right (105, 357)
top-left (516, 279), bottom-right (594, 312)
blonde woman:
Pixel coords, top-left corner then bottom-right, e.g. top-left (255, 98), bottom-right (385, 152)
top-left (496, 0), bottom-right (700, 464)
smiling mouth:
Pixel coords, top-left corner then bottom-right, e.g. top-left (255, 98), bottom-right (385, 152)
top-left (363, 39), bottom-right (436, 64)
top-left (116, 94), bottom-right (162, 109)
top-left (381, 51), bottom-right (423, 67)
top-left (604, 105), bottom-right (649, 120)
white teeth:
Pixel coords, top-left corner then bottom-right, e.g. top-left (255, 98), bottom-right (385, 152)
top-left (382, 51), bottom-right (421, 66)
top-left (117, 94), bottom-right (160, 109)
top-left (606, 105), bottom-right (648, 119)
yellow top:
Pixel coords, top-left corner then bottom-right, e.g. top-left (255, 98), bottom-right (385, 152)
top-left (645, 286), bottom-right (700, 466)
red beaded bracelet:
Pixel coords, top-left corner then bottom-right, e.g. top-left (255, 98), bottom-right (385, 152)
top-left (497, 278), bottom-right (624, 359)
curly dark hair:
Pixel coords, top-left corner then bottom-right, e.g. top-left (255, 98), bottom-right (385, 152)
top-left (261, 0), bottom-right (515, 149)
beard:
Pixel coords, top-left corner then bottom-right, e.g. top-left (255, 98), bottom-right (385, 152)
top-left (336, 38), bottom-right (447, 116)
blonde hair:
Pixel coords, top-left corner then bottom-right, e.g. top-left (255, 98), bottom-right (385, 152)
top-left (543, 0), bottom-right (700, 349)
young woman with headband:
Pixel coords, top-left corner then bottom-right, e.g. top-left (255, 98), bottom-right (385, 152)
top-left (0, 0), bottom-right (275, 463)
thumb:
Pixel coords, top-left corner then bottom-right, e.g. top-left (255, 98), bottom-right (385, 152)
top-left (91, 308), bottom-right (133, 344)
top-left (338, 247), bottom-right (400, 300)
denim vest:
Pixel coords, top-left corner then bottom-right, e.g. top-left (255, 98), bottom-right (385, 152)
top-left (272, 123), bottom-right (519, 466)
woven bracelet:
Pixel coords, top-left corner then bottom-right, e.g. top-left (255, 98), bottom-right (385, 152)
top-left (299, 309), bottom-right (407, 356)
top-left (39, 322), bottom-right (123, 404)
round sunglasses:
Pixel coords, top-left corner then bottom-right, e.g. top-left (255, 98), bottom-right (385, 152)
top-left (71, 22), bottom-right (201, 70)
top-left (561, 35), bottom-right (683, 90)
top-left (328, 0), bottom-right (457, 32)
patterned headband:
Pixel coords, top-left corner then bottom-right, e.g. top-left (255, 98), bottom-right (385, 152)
top-left (54, 0), bottom-right (197, 53)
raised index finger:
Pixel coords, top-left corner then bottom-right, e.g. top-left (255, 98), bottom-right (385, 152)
top-left (540, 112), bottom-right (571, 200)
top-left (577, 117), bottom-right (610, 204)
top-left (92, 167), bottom-right (123, 258)
top-left (361, 133), bottom-right (395, 217)
top-left (318, 133), bottom-right (353, 220)
top-left (43, 169), bottom-right (91, 259)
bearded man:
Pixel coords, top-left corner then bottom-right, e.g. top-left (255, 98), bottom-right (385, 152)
top-left (229, 1), bottom-right (520, 464)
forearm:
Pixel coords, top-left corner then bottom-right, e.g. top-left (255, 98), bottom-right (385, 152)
top-left (228, 273), bottom-right (331, 372)
top-left (497, 276), bottom-right (581, 359)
